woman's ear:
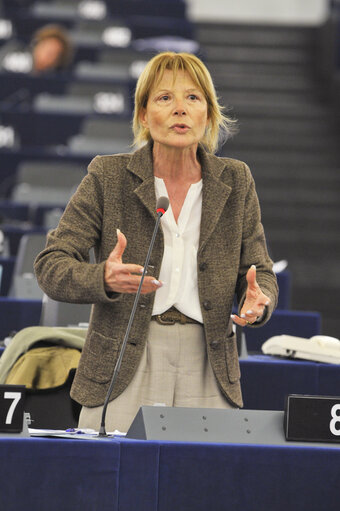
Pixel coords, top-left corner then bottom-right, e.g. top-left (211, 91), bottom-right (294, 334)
top-left (139, 108), bottom-right (148, 128)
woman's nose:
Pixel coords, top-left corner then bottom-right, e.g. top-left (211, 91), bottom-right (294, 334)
top-left (173, 98), bottom-right (186, 115)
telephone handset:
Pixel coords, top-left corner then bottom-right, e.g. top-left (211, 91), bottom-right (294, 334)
top-left (262, 334), bottom-right (340, 364)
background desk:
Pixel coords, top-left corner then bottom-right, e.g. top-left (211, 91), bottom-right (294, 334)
top-left (0, 297), bottom-right (42, 338)
top-left (0, 435), bottom-right (339, 511)
top-left (241, 355), bottom-right (340, 410)
top-left (245, 309), bottom-right (321, 352)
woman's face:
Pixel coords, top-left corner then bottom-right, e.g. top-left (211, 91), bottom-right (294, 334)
top-left (140, 69), bottom-right (209, 151)
top-left (33, 37), bottom-right (64, 72)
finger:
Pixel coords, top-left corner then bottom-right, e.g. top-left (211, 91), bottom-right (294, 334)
top-left (122, 279), bottom-right (162, 294)
top-left (105, 263), bottom-right (144, 284)
top-left (256, 297), bottom-right (270, 308)
top-left (140, 279), bottom-right (163, 294)
top-left (241, 294), bottom-right (270, 317)
top-left (110, 274), bottom-right (163, 294)
top-left (246, 264), bottom-right (257, 289)
top-left (108, 229), bottom-right (127, 262)
top-left (241, 309), bottom-right (262, 320)
top-left (231, 314), bottom-right (252, 327)
top-left (119, 263), bottom-right (144, 275)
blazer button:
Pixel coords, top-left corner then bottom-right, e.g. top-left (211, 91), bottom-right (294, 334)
top-left (203, 300), bottom-right (212, 310)
top-left (210, 340), bottom-right (219, 349)
top-left (199, 262), bottom-right (208, 271)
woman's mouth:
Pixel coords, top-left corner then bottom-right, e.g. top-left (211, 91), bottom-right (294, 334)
top-left (171, 124), bottom-right (190, 134)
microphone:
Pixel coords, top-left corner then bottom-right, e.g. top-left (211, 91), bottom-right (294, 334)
top-left (156, 196), bottom-right (169, 216)
top-left (99, 196), bottom-right (169, 436)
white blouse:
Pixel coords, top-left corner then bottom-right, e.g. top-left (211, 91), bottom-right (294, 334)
top-left (152, 176), bottom-right (203, 323)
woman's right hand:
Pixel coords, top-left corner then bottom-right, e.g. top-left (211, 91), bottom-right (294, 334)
top-left (104, 229), bottom-right (162, 294)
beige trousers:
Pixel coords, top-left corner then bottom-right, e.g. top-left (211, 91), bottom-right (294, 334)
top-left (78, 321), bottom-right (233, 433)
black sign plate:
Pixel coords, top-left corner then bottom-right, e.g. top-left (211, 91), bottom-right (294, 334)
top-left (285, 394), bottom-right (340, 443)
top-left (0, 385), bottom-right (26, 433)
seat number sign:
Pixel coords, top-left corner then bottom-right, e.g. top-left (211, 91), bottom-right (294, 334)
top-left (285, 395), bottom-right (340, 442)
top-left (0, 385), bottom-right (26, 433)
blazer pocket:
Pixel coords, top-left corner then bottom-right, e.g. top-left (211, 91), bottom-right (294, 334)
top-left (82, 330), bottom-right (119, 384)
top-left (224, 332), bottom-right (241, 384)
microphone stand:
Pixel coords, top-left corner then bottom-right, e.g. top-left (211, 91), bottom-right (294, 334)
top-left (99, 208), bottom-right (165, 436)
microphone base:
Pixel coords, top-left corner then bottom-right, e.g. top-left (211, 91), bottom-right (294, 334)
top-left (98, 426), bottom-right (107, 436)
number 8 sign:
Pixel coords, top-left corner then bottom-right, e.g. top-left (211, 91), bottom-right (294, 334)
top-left (285, 394), bottom-right (340, 443)
top-left (0, 385), bottom-right (26, 433)
top-left (330, 404), bottom-right (340, 436)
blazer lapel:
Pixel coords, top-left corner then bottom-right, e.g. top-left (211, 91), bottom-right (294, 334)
top-left (127, 143), bottom-right (232, 241)
top-left (127, 143), bottom-right (158, 220)
top-left (198, 148), bottom-right (232, 253)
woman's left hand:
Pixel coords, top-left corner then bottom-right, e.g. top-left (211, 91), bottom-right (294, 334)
top-left (231, 265), bottom-right (270, 327)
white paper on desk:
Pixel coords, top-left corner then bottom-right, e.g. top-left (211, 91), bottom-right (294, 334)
top-left (29, 428), bottom-right (67, 436)
top-left (29, 428), bottom-right (126, 438)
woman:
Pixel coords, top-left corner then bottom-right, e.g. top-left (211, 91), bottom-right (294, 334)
top-left (31, 24), bottom-right (73, 73)
top-left (0, 24), bottom-right (73, 75)
top-left (34, 52), bottom-right (278, 432)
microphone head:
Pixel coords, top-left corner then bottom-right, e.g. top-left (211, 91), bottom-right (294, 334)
top-left (156, 196), bottom-right (169, 216)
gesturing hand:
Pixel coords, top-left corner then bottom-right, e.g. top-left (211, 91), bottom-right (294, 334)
top-left (231, 265), bottom-right (270, 327)
top-left (104, 229), bottom-right (162, 294)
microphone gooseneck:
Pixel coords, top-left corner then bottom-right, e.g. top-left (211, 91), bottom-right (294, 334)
top-left (99, 196), bottom-right (169, 436)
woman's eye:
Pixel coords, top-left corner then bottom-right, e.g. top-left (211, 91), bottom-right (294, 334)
top-left (188, 94), bottom-right (198, 100)
top-left (159, 95), bottom-right (170, 101)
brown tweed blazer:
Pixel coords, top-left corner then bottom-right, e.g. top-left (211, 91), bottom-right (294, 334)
top-left (34, 142), bottom-right (278, 408)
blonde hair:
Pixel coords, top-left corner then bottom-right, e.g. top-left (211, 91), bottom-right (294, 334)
top-left (133, 51), bottom-right (237, 153)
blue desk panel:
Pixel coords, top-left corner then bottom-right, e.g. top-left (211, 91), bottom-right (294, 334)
top-left (0, 202), bottom-right (29, 222)
top-left (0, 297), bottom-right (42, 338)
top-left (245, 309), bottom-right (321, 352)
top-left (0, 256), bottom-right (15, 296)
top-left (240, 355), bottom-right (340, 411)
top-left (0, 437), bottom-right (120, 511)
top-left (275, 270), bottom-right (291, 309)
top-left (0, 436), bottom-right (339, 511)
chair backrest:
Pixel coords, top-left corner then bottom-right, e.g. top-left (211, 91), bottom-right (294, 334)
top-left (40, 294), bottom-right (92, 328)
top-left (67, 135), bottom-right (132, 156)
top-left (16, 161), bottom-right (85, 188)
top-left (43, 208), bottom-right (64, 230)
top-left (67, 116), bottom-right (133, 156)
top-left (81, 116), bottom-right (133, 140)
top-left (33, 93), bottom-right (93, 115)
top-left (68, 82), bottom-right (131, 115)
top-left (9, 233), bottom-right (47, 299)
top-left (11, 161), bottom-right (86, 205)
top-left (73, 18), bottom-right (131, 48)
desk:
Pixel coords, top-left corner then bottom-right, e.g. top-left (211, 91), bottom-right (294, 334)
top-left (275, 270), bottom-right (291, 309)
top-left (1, 225), bottom-right (46, 256)
top-left (240, 355), bottom-right (340, 410)
top-left (0, 202), bottom-right (66, 228)
top-left (245, 309), bottom-right (321, 352)
top-left (0, 256), bottom-right (15, 296)
top-left (0, 147), bottom-right (90, 199)
top-left (0, 435), bottom-right (339, 511)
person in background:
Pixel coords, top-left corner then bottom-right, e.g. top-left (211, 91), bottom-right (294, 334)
top-left (0, 23), bottom-right (73, 75)
top-left (30, 24), bottom-right (73, 73)
top-left (34, 51), bottom-right (278, 432)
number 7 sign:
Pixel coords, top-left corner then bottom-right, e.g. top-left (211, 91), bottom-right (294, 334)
top-left (0, 385), bottom-right (26, 433)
